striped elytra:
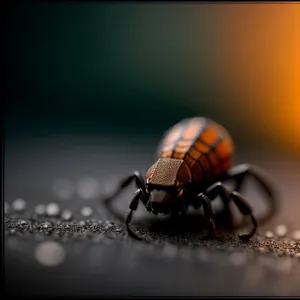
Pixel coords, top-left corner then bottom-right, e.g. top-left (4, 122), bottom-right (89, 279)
top-left (101, 116), bottom-right (276, 242)
top-left (156, 117), bottom-right (234, 183)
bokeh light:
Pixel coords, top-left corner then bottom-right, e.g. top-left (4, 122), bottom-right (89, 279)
top-left (216, 3), bottom-right (300, 154)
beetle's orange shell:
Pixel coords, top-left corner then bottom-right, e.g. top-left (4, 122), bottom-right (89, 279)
top-left (157, 117), bottom-right (234, 183)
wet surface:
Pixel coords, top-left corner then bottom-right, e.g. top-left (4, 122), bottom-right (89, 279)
top-left (4, 137), bottom-right (300, 297)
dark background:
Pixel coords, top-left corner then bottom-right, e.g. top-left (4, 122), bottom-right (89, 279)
top-left (4, 2), bottom-right (300, 297)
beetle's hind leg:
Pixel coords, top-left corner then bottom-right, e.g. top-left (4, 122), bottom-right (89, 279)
top-left (230, 191), bottom-right (257, 240)
top-left (226, 163), bottom-right (278, 225)
top-left (204, 182), bottom-right (257, 240)
top-left (100, 171), bottom-right (145, 221)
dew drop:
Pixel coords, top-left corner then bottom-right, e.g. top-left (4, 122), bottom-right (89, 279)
top-left (265, 231), bottom-right (274, 238)
top-left (275, 224), bottom-right (287, 237)
top-left (292, 230), bottom-right (300, 241)
top-left (46, 203), bottom-right (60, 217)
top-left (229, 252), bottom-right (247, 266)
top-left (61, 209), bottom-right (73, 221)
top-left (80, 206), bottom-right (93, 218)
top-left (12, 198), bottom-right (26, 212)
top-left (35, 241), bottom-right (66, 267)
top-left (163, 243), bottom-right (178, 259)
top-left (34, 204), bottom-right (46, 216)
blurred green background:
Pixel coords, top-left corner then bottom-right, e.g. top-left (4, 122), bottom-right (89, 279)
top-left (4, 2), bottom-right (300, 155)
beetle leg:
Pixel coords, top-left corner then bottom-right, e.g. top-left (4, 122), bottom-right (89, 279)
top-left (125, 188), bottom-right (146, 240)
top-left (194, 194), bottom-right (216, 239)
top-left (145, 200), bottom-right (152, 212)
top-left (226, 163), bottom-right (278, 225)
top-left (190, 195), bottom-right (203, 209)
top-left (204, 181), bottom-right (232, 221)
top-left (204, 182), bottom-right (257, 240)
top-left (230, 191), bottom-right (257, 241)
top-left (101, 171), bottom-right (146, 221)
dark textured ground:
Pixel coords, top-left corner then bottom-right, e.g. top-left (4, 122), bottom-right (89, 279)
top-left (4, 137), bottom-right (300, 297)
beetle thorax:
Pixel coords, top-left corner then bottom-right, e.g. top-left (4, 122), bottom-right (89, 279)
top-left (145, 158), bottom-right (192, 188)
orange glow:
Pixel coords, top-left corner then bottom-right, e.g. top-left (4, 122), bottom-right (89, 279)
top-left (217, 4), bottom-right (300, 152)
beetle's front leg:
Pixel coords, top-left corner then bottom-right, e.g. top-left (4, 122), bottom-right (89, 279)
top-left (125, 188), bottom-right (148, 240)
top-left (100, 171), bottom-right (145, 220)
top-left (193, 193), bottom-right (216, 239)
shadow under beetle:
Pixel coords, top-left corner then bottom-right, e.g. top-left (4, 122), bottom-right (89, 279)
top-left (101, 117), bottom-right (278, 241)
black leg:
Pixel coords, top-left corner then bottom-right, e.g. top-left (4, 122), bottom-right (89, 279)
top-left (226, 163), bottom-right (278, 225)
top-left (100, 171), bottom-right (146, 221)
top-left (193, 194), bottom-right (216, 238)
top-left (230, 191), bottom-right (257, 241)
top-left (205, 181), bottom-right (233, 221)
top-left (125, 188), bottom-right (146, 240)
top-left (204, 182), bottom-right (257, 240)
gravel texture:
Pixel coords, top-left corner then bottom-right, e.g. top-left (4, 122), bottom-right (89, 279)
top-left (5, 208), bottom-right (300, 297)
top-left (4, 138), bottom-right (300, 297)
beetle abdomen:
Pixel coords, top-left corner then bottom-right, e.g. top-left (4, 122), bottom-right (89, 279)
top-left (157, 117), bottom-right (234, 183)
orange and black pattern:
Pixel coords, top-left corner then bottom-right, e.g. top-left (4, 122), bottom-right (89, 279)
top-left (157, 117), bottom-right (234, 183)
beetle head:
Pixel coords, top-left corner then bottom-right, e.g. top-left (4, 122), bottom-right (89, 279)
top-left (145, 158), bottom-right (191, 214)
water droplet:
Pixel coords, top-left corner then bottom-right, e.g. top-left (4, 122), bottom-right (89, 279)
top-left (12, 198), bottom-right (26, 212)
top-left (46, 203), bottom-right (60, 217)
top-left (275, 224), bottom-right (287, 237)
top-left (77, 177), bottom-right (101, 200)
top-left (197, 250), bottom-right (210, 261)
top-left (258, 247), bottom-right (265, 253)
top-left (229, 252), bottom-right (247, 266)
top-left (163, 243), bottom-right (178, 259)
top-left (34, 204), bottom-right (46, 216)
top-left (265, 231), bottom-right (274, 238)
top-left (79, 220), bottom-right (86, 226)
top-left (292, 230), bottom-right (300, 241)
top-left (80, 206), bottom-right (93, 218)
top-left (35, 241), bottom-right (66, 267)
top-left (104, 220), bottom-right (114, 228)
top-left (61, 209), bottom-right (73, 221)
top-left (42, 222), bottom-right (52, 229)
top-left (52, 178), bottom-right (75, 201)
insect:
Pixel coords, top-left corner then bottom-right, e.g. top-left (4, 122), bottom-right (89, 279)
top-left (102, 117), bottom-right (277, 240)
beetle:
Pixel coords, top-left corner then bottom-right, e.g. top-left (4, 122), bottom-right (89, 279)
top-left (101, 117), bottom-right (277, 240)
